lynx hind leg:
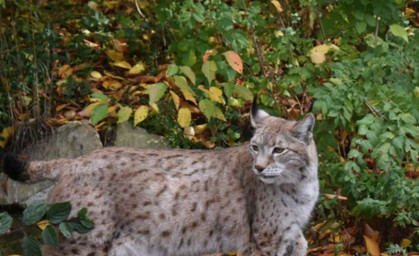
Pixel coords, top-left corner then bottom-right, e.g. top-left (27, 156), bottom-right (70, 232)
top-left (277, 227), bottom-right (307, 256)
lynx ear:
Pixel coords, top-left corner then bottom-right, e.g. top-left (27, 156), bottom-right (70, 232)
top-left (292, 113), bottom-right (315, 144)
top-left (250, 100), bottom-right (270, 128)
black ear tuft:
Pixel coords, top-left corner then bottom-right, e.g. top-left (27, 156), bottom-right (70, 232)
top-left (250, 97), bottom-right (270, 128)
top-left (2, 153), bottom-right (27, 181)
top-left (251, 96), bottom-right (259, 119)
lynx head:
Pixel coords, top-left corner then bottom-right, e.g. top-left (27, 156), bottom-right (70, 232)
top-left (249, 102), bottom-right (317, 184)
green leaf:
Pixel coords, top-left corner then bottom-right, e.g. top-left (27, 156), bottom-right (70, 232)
top-left (22, 235), bottom-right (42, 256)
top-left (59, 222), bottom-right (73, 238)
top-left (41, 225), bottom-right (58, 248)
top-left (91, 103), bottom-right (108, 125)
top-left (91, 93), bottom-right (109, 102)
top-left (199, 99), bottom-right (215, 120)
top-left (46, 202), bottom-right (71, 224)
top-left (117, 106), bottom-right (133, 124)
top-left (202, 60), bottom-right (217, 85)
top-left (389, 24), bottom-right (408, 42)
top-left (148, 82), bottom-right (167, 105)
top-left (180, 66), bottom-right (196, 84)
top-left (224, 83), bottom-right (235, 98)
top-left (0, 212), bottom-right (13, 235)
top-left (192, 12), bottom-right (204, 22)
top-left (166, 64), bottom-right (178, 77)
top-left (355, 21), bottom-right (367, 33)
top-left (23, 202), bottom-right (47, 225)
top-left (234, 84), bottom-right (253, 101)
top-left (352, 198), bottom-right (388, 219)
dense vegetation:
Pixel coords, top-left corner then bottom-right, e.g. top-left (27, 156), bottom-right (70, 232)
top-left (0, 0), bottom-right (418, 255)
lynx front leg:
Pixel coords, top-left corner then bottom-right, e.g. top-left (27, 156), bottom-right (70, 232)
top-left (276, 226), bottom-right (307, 256)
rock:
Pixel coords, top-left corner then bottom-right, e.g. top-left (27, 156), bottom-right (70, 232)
top-left (0, 121), bottom-right (102, 206)
top-left (114, 122), bottom-right (168, 148)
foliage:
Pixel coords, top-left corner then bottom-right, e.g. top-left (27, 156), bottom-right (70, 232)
top-left (0, 0), bottom-right (418, 254)
top-left (0, 202), bottom-right (94, 255)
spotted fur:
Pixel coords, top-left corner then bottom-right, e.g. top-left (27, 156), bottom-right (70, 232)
top-left (2, 106), bottom-right (318, 256)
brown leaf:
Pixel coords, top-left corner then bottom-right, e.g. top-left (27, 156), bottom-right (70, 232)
top-left (202, 49), bottom-right (214, 63)
top-left (363, 224), bottom-right (380, 256)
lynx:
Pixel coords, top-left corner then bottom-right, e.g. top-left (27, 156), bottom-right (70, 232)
top-left (2, 103), bottom-right (319, 256)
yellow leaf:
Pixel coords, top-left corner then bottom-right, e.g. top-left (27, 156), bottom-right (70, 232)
top-left (198, 85), bottom-right (210, 97)
top-left (113, 61), bottom-right (132, 69)
top-left (36, 220), bottom-right (51, 230)
top-left (174, 75), bottom-right (197, 105)
top-left (90, 71), bottom-right (102, 80)
top-left (134, 106), bottom-right (148, 126)
top-left (7, 254), bottom-right (22, 256)
top-left (209, 87), bottom-right (224, 104)
top-left (400, 238), bottom-right (411, 247)
top-left (271, 0), bottom-right (283, 13)
top-left (150, 103), bottom-right (159, 112)
top-left (177, 108), bottom-right (191, 128)
top-left (308, 44), bottom-right (339, 64)
top-left (104, 72), bottom-right (125, 80)
top-left (102, 80), bottom-right (122, 90)
top-left (170, 91), bottom-right (181, 110)
top-left (223, 51), bottom-right (243, 74)
top-left (106, 49), bottom-right (124, 61)
top-left (310, 50), bottom-right (326, 64)
top-left (0, 127), bottom-right (13, 148)
top-left (364, 235), bottom-right (380, 256)
top-left (128, 62), bottom-right (146, 75)
top-left (195, 124), bottom-right (207, 135)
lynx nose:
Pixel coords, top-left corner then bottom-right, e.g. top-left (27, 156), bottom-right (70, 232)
top-left (254, 165), bottom-right (265, 173)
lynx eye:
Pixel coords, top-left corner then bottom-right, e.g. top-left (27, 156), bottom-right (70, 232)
top-left (272, 147), bottom-right (285, 154)
top-left (251, 145), bottom-right (259, 152)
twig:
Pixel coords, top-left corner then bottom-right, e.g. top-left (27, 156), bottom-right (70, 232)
top-left (134, 0), bottom-right (148, 22)
top-left (374, 16), bottom-right (380, 37)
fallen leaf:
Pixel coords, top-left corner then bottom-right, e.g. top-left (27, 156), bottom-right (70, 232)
top-left (363, 224), bottom-right (380, 256)
top-left (271, 0), bottom-right (283, 13)
top-left (128, 62), bottom-right (146, 75)
top-left (0, 127), bottom-right (13, 148)
top-left (90, 71), bottom-right (102, 80)
top-left (400, 238), bottom-right (411, 247)
top-left (134, 105), bottom-right (148, 126)
top-left (195, 124), bottom-right (207, 135)
top-left (106, 49), bottom-right (124, 61)
top-left (113, 60), bottom-right (132, 69)
top-left (170, 91), bottom-right (181, 110)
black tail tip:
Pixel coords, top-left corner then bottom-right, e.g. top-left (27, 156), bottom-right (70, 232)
top-left (2, 153), bottom-right (27, 181)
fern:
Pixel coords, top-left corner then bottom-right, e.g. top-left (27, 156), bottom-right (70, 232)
top-left (386, 244), bottom-right (407, 255)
